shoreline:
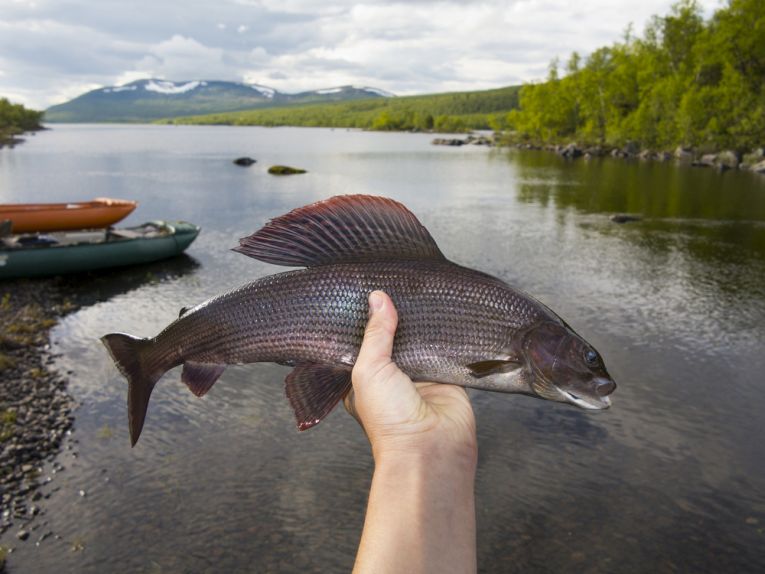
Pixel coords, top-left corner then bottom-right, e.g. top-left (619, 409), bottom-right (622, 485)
top-left (0, 279), bottom-right (78, 564)
top-left (493, 137), bottom-right (765, 174)
top-left (430, 131), bottom-right (765, 175)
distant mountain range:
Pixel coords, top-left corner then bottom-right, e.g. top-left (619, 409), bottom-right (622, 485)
top-left (44, 79), bottom-right (396, 123)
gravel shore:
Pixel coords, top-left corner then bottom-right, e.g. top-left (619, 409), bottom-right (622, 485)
top-left (0, 279), bottom-right (78, 567)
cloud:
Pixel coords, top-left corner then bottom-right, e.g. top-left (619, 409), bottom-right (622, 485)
top-left (0, 0), bottom-right (722, 109)
top-left (127, 35), bottom-right (232, 81)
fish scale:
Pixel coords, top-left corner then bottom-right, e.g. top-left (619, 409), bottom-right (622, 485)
top-left (102, 195), bottom-right (615, 446)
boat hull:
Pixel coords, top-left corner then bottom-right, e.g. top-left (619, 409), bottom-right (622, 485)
top-left (0, 221), bottom-right (199, 279)
top-left (0, 198), bottom-right (137, 233)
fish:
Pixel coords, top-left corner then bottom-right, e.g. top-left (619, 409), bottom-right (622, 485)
top-left (102, 194), bottom-right (616, 446)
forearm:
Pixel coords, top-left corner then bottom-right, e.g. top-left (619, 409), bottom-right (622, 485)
top-left (353, 444), bottom-right (477, 574)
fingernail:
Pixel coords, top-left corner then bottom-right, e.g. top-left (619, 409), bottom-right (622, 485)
top-left (369, 291), bottom-right (383, 313)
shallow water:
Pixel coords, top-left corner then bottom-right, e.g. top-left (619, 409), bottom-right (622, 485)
top-left (1, 125), bottom-right (764, 573)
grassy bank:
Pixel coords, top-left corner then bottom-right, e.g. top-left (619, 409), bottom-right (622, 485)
top-left (159, 85), bottom-right (521, 132)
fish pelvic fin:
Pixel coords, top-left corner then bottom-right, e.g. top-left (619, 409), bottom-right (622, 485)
top-left (285, 363), bottom-right (353, 431)
top-left (101, 333), bottom-right (162, 447)
top-left (233, 194), bottom-right (446, 267)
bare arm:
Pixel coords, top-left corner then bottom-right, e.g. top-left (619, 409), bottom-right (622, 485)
top-left (345, 291), bottom-right (478, 574)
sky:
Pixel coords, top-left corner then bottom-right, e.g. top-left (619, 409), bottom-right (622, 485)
top-left (1, 0), bottom-right (720, 110)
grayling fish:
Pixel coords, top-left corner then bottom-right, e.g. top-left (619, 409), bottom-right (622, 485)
top-left (102, 195), bottom-right (616, 445)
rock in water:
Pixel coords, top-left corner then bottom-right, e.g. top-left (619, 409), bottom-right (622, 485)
top-left (611, 214), bottom-right (642, 224)
top-left (268, 165), bottom-right (307, 175)
top-left (233, 157), bottom-right (256, 167)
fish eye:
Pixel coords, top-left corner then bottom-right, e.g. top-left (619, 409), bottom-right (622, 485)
top-left (584, 349), bottom-right (599, 366)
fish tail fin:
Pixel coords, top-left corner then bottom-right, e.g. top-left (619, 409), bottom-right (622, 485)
top-left (101, 333), bottom-right (162, 447)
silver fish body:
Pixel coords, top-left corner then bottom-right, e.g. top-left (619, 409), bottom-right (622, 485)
top-left (146, 260), bottom-right (545, 387)
top-left (102, 195), bottom-right (616, 445)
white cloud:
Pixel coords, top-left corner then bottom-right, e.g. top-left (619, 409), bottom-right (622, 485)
top-left (131, 35), bottom-right (229, 80)
top-left (0, 0), bottom-right (723, 109)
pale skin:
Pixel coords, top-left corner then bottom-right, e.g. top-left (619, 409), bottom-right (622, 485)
top-left (344, 291), bottom-right (478, 574)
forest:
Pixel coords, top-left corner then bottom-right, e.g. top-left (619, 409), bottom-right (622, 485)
top-left (161, 86), bottom-right (521, 132)
top-left (504, 0), bottom-right (764, 152)
top-left (0, 98), bottom-right (43, 146)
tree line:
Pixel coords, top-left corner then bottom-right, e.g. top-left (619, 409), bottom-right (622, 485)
top-left (164, 86), bottom-right (521, 133)
top-left (0, 98), bottom-right (43, 144)
top-left (503, 0), bottom-right (764, 152)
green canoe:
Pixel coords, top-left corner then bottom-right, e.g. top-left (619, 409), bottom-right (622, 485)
top-left (0, 221), bottom-right (200, 279)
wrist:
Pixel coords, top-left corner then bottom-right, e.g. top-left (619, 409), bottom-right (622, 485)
top-left (372, 434), bottom-right (478, 477)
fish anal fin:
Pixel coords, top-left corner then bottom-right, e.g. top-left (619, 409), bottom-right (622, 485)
top-left (466, 359), bottom-right (520, 378)
top-left (182, 361), bottom-right (226, 397)
top-left (233, 195), bottom-right (446, 267)
top-left (285, 363), bottom-right (353, 430)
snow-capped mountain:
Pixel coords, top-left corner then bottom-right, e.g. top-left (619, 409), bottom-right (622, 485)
top-left (44, 79), bottom-right (395, 123)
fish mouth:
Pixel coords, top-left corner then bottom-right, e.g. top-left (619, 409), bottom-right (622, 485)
top-left (560, 376), bottom-right (615, 410)
top-left (561, 389), bottom-right (611, 410)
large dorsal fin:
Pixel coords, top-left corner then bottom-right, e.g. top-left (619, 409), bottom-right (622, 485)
top-left (233, 194), bottom-right (446, 267)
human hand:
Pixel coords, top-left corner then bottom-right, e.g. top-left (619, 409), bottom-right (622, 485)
top-left (344, 291), bottom-right (477, 466)
top-left (347, 291), bottom-right (478, 574)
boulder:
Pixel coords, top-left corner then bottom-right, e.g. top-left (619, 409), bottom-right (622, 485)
top-left (466, 135), bottom-right (492, 146)
top-left (559, 143), bottom-right (582, 158)
top-left (638, 149), bottom-right (654, 160)
top-left (750, 159), bottom-right (765, 174)
top-left (584, 146), bottom-right (604, 157)
top-left (431, 138), bottom-right (465, 146)
top-left (742, 148), bottom-right (764, 168)
top-left (622, 141), bottom-right (640, 156)
top-left (268, 165), bottom-right (307, 175)
top-left (233, 157), bottom-right (256, 166)
top-left (674, 147), bottom-right (693, 161)
top-left (657, 152), bottom-right (673, 162)
top-left (717, 150), bottom-right (740, 169)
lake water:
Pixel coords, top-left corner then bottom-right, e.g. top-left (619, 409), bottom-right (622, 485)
top-left (1, 125), bottom-right (764, 573)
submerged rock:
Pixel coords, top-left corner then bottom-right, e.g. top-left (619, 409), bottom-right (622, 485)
top-left (268, 165), bottom-right (307, 175)
top-left (611, 214), bottom-right (642, 224)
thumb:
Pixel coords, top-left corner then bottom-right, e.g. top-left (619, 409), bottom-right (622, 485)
top-left (350, 291), bottom-right (422, 420)
top-left (355, 290), bottom-right (397, 371)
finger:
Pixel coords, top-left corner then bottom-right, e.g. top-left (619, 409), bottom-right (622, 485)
top-left (352, 291), bottom-right (422, 410)
top-left (354, 291), bottom-right (397, 372)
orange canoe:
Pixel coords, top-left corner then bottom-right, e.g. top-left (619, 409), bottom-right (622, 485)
top-left (0, 198), bottom-right (137, 233)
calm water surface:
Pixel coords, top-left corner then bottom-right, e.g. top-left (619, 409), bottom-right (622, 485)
top-left (1, 125), bottom-right (764, 573)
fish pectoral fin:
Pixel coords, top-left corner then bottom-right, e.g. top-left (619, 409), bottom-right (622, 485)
top-left (179, 306), bottom-right (190, 318)
top-left (233, 194), bottom-right (446, 267)
top-left (466, 359), bottom-right (520, 378)
top-left (182, 361), bottom-right (226, 397)
top-left (285, 363), bottom-right (353, 431)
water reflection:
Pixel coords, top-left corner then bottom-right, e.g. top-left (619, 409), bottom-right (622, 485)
top-left (57, 254), bottom-right (200, 306)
